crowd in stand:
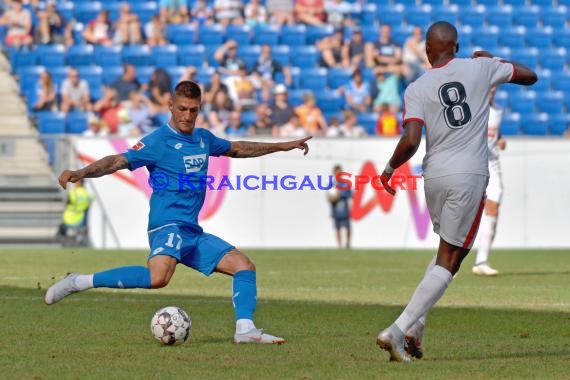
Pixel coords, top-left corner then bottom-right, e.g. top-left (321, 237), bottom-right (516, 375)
top-left (0, 0), bottom-right (433, 138)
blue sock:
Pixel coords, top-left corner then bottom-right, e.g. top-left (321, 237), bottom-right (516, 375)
top-left (232, 270), bottom-right (257, 320)
top-left (93, 266), bottom-right (151, 289)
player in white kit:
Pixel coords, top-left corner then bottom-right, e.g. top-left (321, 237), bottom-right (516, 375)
top-left (473, 86), bottom-right (505, 276)
top-left (375, 22), bottom-right (537, 362)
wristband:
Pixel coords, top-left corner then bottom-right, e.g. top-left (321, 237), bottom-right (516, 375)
top-left (385, 162), bottom-right (395, 174)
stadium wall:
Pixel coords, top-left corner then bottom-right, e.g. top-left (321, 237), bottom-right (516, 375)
top-left (74, 137), bottom-right (570, 249)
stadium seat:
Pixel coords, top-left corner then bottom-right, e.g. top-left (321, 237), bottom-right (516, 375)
top-left (476, 0), bottom-right (499, 5)
top-left (49, 67), bottom-right (70, 94)
top-left (553, 30), bottom-right (570, 50)
top-left (289, 67), bottom-right (301, 89)
top-left (131, 2), bottom-right (158, 24)
top-left (376, 5), bottom-right (405, 27)
top-left (525, 28), bottom-right (553, 49)
top-left (241, 111), bottom-right (257, 126)
top-left (71, 22), bottom-right (85, 45)
top-left (196, 67), bottom-right (215, 85)
top-left (551, 71), bottom-right (570, 93)
top-left (532, 69), bottom-right (551, 92)
top-left (327, 68), bottom-right (353, 90)
top-left (536, 91), bottom-right (564, 114)
top-left (405, 6), bottom-right (432, 29)
top-left (540, 48), bottom-right (567, 71)
top-left (486, 6), bottom-right (513, 29)
top-left (300, 68), bottom-right (328, 92)
top-left (94, 45), bottom-right (122, 68)
top-left (509, 91), bottom-right (536, 114)
top-left (542, 7), bottom-right (568, 29)
top-left (422, 0), bottom-right (444, 5)
top-left (77, 66), bottom-right (103, 91)
top-left (237, 45), bottom-right (261, 71)
top-left (547, 113), bottom-right (570, 135)
top-left (510, 48), bottom-right (539, 69)
top-left (136, 66), bottom-right (154, 85)
top-left (252, 25), bottom-right (280, 46)
top-left (66, 111), bottom-right (89, 134)
top-left (431, 5), bottom-right (459, 26)
top-left (197, 25), bottom-right (224, 46)
top-left (280, 25), bottom-right (307, 46)
top-left (271, 45), bottom-right (290, 67)
top-left (459, 6), bottom-right (486, 28)
top-left (471, 27), bottom-right (499, 51)
top-left (494, 46), bottom-right (512, 61)
top-left (37, 44), bottom-right (66, 69)
top-left (395, 0), bottom-right (416, 6)
top-left (499, 113), bottom-right (521, 135)
top-left (101, 66), bottom-right (123, 85)
top-left (18, 66), bottom-right (44, 95)
top-left (449, 0), bottom-right (472, 5)
top-left (105, 2), bottom-right (122, 22)
top-left (9, 48), bottom-right (37, 73)
top-left (67, 44), bottom-right (95, 67)
top-left (225, 25), bottom-right (252, 45)
top-left (392, 25), bottom-right (413, 46)
top-left (306, 25), bottom-right (335, 45)
top-left (315, 92), bottom-right (343, 114)
top-left (122, 45), bottom-right (153, 67)
top-left (152, 45), bottom-right (178, 68)
top-left (37, 112), bottom-right (66, 134)
top-left (177, 45), bottom-right (206, 68)
top-left (290, 46), bottom-right (319, 69)
top-left (359, 4), bottom-right (377, 26)
top-left (166, 24), bottom-right (196, 46)
top-left (73, 2), bottom-right (102, 24)
top-left (287, 89), bottom-right (306, 106)
top-left (493, 90), bottom-right (509, 109)
top-left (457, 25), bottom-right (473, 51)
top-left (165, 66), bottom-right (185, 86)
top-left (361, 25), bottom-right (380, 43)
top-left (512, 7), bottom-right (540, 28)
top-left (357, 113), bottom-right (378, 136)
top-left (503, 0), bottom-right (525, 6)
top-left (521, 113), bottom-right (548, 135)
top-left (56, 1), bottom-right (74, 24)
top-left (498, 26), bottom-right (526, 49)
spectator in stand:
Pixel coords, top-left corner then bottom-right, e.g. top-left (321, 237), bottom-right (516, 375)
top-left (266, 0), bottom-right (294, 25)
top-left (32, 70), bottom-right (56, 111)
top-left (376, 103), bottom-right (400, 136)
top-left (0, 0), bottom-right (33, 48)
top-left (402, 26), bottom-right (430, 84)
top-left (203, 70), bottom-right (229, 107)
top-left (325, 0), bottom-right (360, 29)
top-left (245, 0), bottom-right (268, 27)
top-left (341, 27), bottom-right (365, 70)
top-left (341, 69), bottom-right (371, 113)
top-left (295, 92), bottom-right (327, 135)
top-left (317, 28), bottom-right (345, 68)
top-left (253, 45), bottom-right (292, 102)
top-left (83, 114), bottom-right (109, 137)
top-left (208, 90), bottom-right (235, 135)
top-left (295, 0), bottom-right (326, 26)
top-left (339, 109), bottom-right (366, 137)
top-left (83, 10), bottom-right (112, 46)
top-left (191, 0), bottom-right (214, 26)
top-left (371, 67), bottom-right (402, 113)
top-left (60, 68), bottom-right (91, 113)
top-left (214, 40), bottom-right (246, 76)
top-left (160, 0), bottom-right (190, 24)
top-left (248, 103), bottom-right (275, 136)
top-left (147, 68), bottom-right (172, 113)
top-left (35, 0), bottom-right (63, 45)
top-left (225, 110), bottom-right (248, 136)
top-left (144, 14), bottom-right (167, 47)
top-left (117, 108), bottom-right (141, 137)
top-left (125, 90), bottom-right (153, 134)
top-left (365, 25), bottom-right (403, 71)
top-left (280, 113), bottom-right (308, 137)
top-left (224, 62), bottom-right (259, 111)
top-left (178, 66), bottom-right (198, 84)
top-left (325, 115), bottom-right (342, 137)
top-left (214, 0), bottom-right (245, 26)
top-left (93, 87), bottom-right (122, 135)
top-left (111, 64), bottom-right (141, 102)
top-left (113, 2), bottom-right (142, 45)
top-left (270, 84), bottom-right (294, 132)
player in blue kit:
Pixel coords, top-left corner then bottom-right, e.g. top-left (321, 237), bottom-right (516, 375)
top-left (45, 81), bottom-right (311, 345)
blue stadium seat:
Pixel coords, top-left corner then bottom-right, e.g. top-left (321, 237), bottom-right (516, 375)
top-left (449, 0), bottom-right (472, 5)
top-left (90, 86), bottom-right (103, 102)
top-left (122, 45), bottom-right (154, 67)
top-left (101, 66), bottom-right (123, 85)
top-left (551, 71), bottom-right (570, 93)
top-left (509, 91), bottom-right (536, 114)
top-left (553, 30), bottom-right (570, 49)
top-left (475, 0), bottom-right (499, 5)
top-left (532, 69), bottom-right (551, 92)
top-left (289, 67), bottom-right (301, 88)
top-left (307, 25), bottom-right (335, 45)
top-left (541, 7), bottom-right (568, 29)
top-left (131, 2), bottom-right (158, 24)
top-left (253, 25), bottom-right (280, 46)
top-left (500, 113), bottom-right (521, 136)
top-left (104, 2), bottom-right (122, 22)
top-left (547, 114), bottom-right (570, 135)
top-left (500, 82), bottom-right (522, 96)
top-left (471, 27), bottom-right (499, 51)
top-left (493, 90), bottom-right (509, 108)
top-left (459, 6), bottom-right (486, 28)
top-left (503, 0), bottom-right (525, 6)
top-left (432, 5), bottom-right (459, 26)
top-left (9, 48), bottom-right (37, 73)
top-left (37, 112), bottom-right (66, 134)
top-left (49, 67), bottom-right (70, 94)
top-left (521, 113), bottom-right (548, 135)
top-left (73, 2), bottom-right (102, 24)
top-left (197, 25), bottom-right (224, 46)
top-left (536, 91), bottom-right (564, 114)
top-left (423, 0), bottom-right (445, 5)
top-left (238, 45), bottom-right (261, 71)
top-left (359, 4), bottom-right (377, 26)
top-left (300, 68), bottom-right (327, 92)
top-left (510, 48), bottom-right (539, 69)
top-left (94, 45), bottom-right (122, 67)
top-left (37, 44), bottom-right (66, 69)
top-left (290, 46), bottom-right (319, 69)
top-left (288, 89), bottom-right (306, 106)
top-left (152, 45), bottom-right (178, 68)
top-left (498, 26), bottom-right (526, 49)
top-left (406, 6), bottom-right (432, 29)
top-left (327, 68), bottom-right (353, 90)
top-left (494, 46), bottom-right (512, 61)
top-left (525, 28), bottom-right (553, 49)
top-left (67, 44), bottom-right (95, 67)
top-left (18, 66), bottom-right (44, 95)
top-left (391, 25), bottom-right (413, 46)
top-left (136, 66), bottom-right (154, 85)
top-left (241, 111), bottom-right (257, 126)
top-left (71, 22), bottom-right (85, 45)
top-left (280, 25), bottom-right (307, 46)
top-left (315, 92), bottom-right (343, 114)
top-left (166, 66), bottom-right (185, 86)
top-left (357, 113), bottom-right (378, 136)
top-left (395, 0), bottom-right (416, 6)
top-left (166, 24), bottom-right (196, 46)
top-left (539, 49), bottom-right (567, 71)
top-left (177, 45), bottom-right (206, 67)
top-left (196, 67), bottom-right (215, 86)
top-left (512, 6), bottom-right (540, 28)
top-left (225, 25), bottom-right (252, 45)
top-left (271, 45), bottom-right (290, 67)
top-left (56, 2), bottom-right (74, 24)
top-left (486, 6), bottom-right (513, 29)
top-left (66, 111), bottom-right (88, 134)
top-left (361, 25), bottom-right (380, 43)
top-left (457, 25), bottom-right (473, 51)
top-left (77, 66), bottom-right (103, 91)
top-left (376, 5), bottom-right (405, 27)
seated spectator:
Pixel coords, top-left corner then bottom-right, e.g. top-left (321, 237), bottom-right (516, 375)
top-left (402, 26), bottom-right (430, 83)
top-left (32, 70), bottom-right (56, 111)
top-left (280, 114), bottom-right (309, 137)
top-left (83, 11), bottom-right (112, 46)
top-left (195, 113), bottom-right (211, 130)
top-left (160, 0), bottom-right (190, 24)
top-left (317, 28), bottom-right (344, 68)
top-left (295, 0), bottom-right (325, 26)
top-left (111, 64), bottom-right (141, 102)
top-left (372, 67), bottom-right (402, 113)
top-left (147, 68), bottom-right (172, 113)
top-left (191, 0), bottom-right (214, 26)
top-left (253, 45), bottom-right (292, 101)
top-left (224, 62), bottom-right (259, 110)
top-left (35, 0), bottom-right (63, 45)
top-left (248, 103), bottom-right (275, 136)
top-left (341, 27), bottom-right (365, 70)
top-left (270, 84), bottom-right (294, 131)
top-left (93, 87), bottom-right (122, 134)
top-left (60, 68), bottom-right (91, 113)
top-left (341, 69), bottom-right (371, 113)
top-left (203, 70), bottom-right (229, 106)
top-left (117, 108), bottom-right (141, 137)
top-left (245, 0), bottom-right (268, 27)
top-left (325, 116), bottom-right (342, 137)
top-left (125, 90), bottom-right (153, 134)
top-left (214, 0), bottom-right (244, 26)
top-left (83, 114), bottom-right (109, 137)
top-left (144, 15), bottom-right (167, 46)
top-left (225, 111), bottom-right (248, 136)
top-left (266, 0), bottom-right (294, 25)
top-left (214, 40), bottom-right (246, 76)
top-left (376, 103), bottom-right (400, 136)
top-left (365, 25), bottom-right (403, 71)
top-left (339, 109), bottom-right (366, 137)
top-left (0, 0), bottom-right (33, 48)
top-left (208, 90), bottom-right (234, 133)
top-left (295, 92), bottom-right (327, 135)
top-left (325, 0), bottom-right (360, 29)
top-left (113, 3), bottom-right (142, 45)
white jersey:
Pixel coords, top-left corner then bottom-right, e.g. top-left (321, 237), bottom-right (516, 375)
top-left (403, 57), bottom-right (514, 180)
top-left (487, 105), bottom-right (503, 161)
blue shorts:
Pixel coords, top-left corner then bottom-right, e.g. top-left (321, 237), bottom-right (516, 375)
top-left (334, 218), bottom-right (350, 230)
top-left (148, 224), bottom-right (234, 276)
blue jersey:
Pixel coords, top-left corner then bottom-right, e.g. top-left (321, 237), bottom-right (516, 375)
top-left (123, 125), bottom-right (231, 231)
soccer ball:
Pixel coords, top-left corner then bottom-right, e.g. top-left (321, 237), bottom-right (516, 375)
top-left (150, 306), bottom-right (191, 345)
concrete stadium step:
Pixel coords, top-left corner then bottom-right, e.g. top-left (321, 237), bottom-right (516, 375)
top-left (0, 213), bottom-right (61, 228)
top-left (0, 186), bottom-right (63, 201)
top-left (0, 201), bottom-right (63, 213)
top-left (0, 226), bottom-right (60, 246)
top-left (0, 174), bottom-right (55, 187)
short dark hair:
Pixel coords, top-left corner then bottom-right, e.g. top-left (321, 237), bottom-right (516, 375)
top-left (173, 81), bottom-right (202, 100)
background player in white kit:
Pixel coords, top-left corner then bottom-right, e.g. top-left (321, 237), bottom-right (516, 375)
top-left (375, 22), bottom-right (537, 362)
top-left (473, 86), bottom-right (505, 276)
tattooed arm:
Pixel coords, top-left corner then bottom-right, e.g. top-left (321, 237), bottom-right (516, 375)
top-left (224, 137), bottom-right (312, 158)
top-left (58, 154), bottom-right (129, 189)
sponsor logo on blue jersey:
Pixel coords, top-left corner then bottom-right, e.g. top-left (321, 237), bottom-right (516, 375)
top-left (183, 154), bottom-right (207, 173)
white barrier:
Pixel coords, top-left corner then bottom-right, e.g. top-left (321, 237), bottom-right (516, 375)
top-left (74, 137), bottom-right (570, 249)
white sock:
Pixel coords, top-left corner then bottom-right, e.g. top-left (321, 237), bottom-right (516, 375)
top-left (236, 319), bottom-right (256, 334)
top-left (413, 255), bottom-right (437, 330)
top-left (394, 265), bottom-right (453, 334)
top-left (74, 274), bottom-right (94, 291)
top-left (475, 215), bottom-right (497, 265)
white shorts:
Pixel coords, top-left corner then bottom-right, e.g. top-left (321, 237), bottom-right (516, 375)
top-left (486, 159), bottom-right (503, 203)
top-left (424, 174), bottom-right (488, 249)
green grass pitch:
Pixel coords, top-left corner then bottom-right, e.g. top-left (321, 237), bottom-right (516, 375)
top-left (0, 248), bottom-right (569, 379)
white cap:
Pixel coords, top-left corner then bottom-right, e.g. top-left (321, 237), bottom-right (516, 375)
top-left (273, 84), bottom-right (288, 95)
